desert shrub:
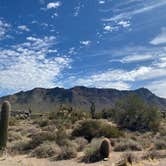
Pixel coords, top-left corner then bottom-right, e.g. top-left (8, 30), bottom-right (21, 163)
top-left (8, 131), bottom-right (22, 142)
top-left (117, 152), bottom-right (138, 166)
top-left (34, 118), bottom-right (49, 127)
top-left (154, 139), bottom-right (166, 150)
top-left (55, 128), bottom-right (69, 146)
top-left (142, 150), bottom-right (166, 160)
top-left (9, 117), bottom-right (19, 126)
top-left (158, 123), bottom-right (166, 136)
top-left (8, 140), bottom-right (30, 155)
top-left (56, 140), bottom-right (77, 160)
top-left (114, 139), bottom-right (142, 152)
top-left (31, 142), bottom-right (61, 158)
top-left (27, 131), bottom-right (56, 149)
top-left (114, 94), bottom-right (161, 131)
top-left (99, 109), bottom-right (116, 120)
top-left (74, 137), bottom-right (88, 151)
top-left (82, 138), bottom-right (103, 163)
top-left (72, 119), bottom-right (123, 141)
top-left (49, 107), bottom-right (90, 123)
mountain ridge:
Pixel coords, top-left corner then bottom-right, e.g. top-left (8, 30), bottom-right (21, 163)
top-left (0, 86), bottom-right (166, 112)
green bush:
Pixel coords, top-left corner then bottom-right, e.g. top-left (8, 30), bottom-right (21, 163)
top-left (72, 119), bottom-right (123, 141)
top-left (114, 94), bottom-right (161, 131)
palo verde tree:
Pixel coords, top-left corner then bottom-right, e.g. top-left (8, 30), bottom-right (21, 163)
top-left (114, 94), bottom-right (161, 132)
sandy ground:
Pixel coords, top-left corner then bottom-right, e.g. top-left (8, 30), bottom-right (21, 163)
top-left (0, 152), bottom-right (166, 166)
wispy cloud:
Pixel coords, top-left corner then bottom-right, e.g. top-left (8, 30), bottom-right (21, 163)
top-left (150, 28), bottom-right (166, 45)
top-left (111, 54), bottom-right (154, 63)
top-left (102, 0), bottom-right (166, 22)
top-left (64, 59), bottom-right (166, 97)
top-left (0, 36), bottom-right (71, 95)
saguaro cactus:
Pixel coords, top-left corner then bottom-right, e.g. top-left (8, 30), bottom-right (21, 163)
top-left (0, 101), bottom-right (11, 150)
top-left (99, 138), bottom-right (111, 159)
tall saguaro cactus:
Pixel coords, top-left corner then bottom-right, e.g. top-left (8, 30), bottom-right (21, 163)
top-left (0, 101), bottom-right (11, 150)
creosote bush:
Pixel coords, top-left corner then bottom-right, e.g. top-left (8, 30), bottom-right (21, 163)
top-left (74, 137), bottom-right (88, 151)
top-left (31, 142), bottom-right (61, 158)
top-left (56, 140), bottom-right (77, 160)
top-left (72, 119), bottom-right (123, 141)
top-left (114, 139), bottom-right (142, 152)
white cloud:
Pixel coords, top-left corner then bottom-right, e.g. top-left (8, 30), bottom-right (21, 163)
top-left (118, 20), bottom-right (130, 28)
top-left (150, 28), bottom-right (166, 45)
top-left (0, 36), bottom-right (71, 95)
top-left (114, 54), bottom-right (153, 63)
top-left (80, 40), bottom-right (91, 46)
top-left (145, 79), bottom-right (166, 98)
top-left (0, 19), bottom-right (10, 39)
top-left (47, 1), bottom-right (61, 9)
top-left (104, 25), bottom-right (114, 31)
top-left (18, 25), bottom-right (30, 32)
top-left (64, 64), bottom-right (166, 97)
top-left (99, 1), bottom-right (105, 4)
top-left (103, 1), bottom-right (166, 22)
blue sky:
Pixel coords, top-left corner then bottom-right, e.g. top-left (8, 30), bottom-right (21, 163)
top-left (0, 0), bottom-right (166, 98)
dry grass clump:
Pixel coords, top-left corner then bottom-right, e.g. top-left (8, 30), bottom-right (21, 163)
top-left (82, 137), bottom-right (111, 163)
top-left (82, 138), bottom-right (103, 163)
top-left (154, 139), bottom-right (166, 150)
top-left (142, 150), bottom-right (166, 160)
top-left (9, 117), bottom-right (19, 126)
top-left (31, 142), bottom-right (61, 158)
top-left (24, 131), bottom-right (57, 150)
top-left (114, 139), bottom-right (142, 152)
top-left (56, 140), bottom-right (77, 160)
top-left (73, 137), bottom-right (88, 152)
top-left (34, 118), bottom-right (50, 128)
top-left (8, 139), bottom-right (30, 155)
top-left (8, 131), bottom-right (22, 142)
top-left (116, 152), bottom-right (138, 166)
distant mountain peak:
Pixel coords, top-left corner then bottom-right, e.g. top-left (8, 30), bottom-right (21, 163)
top-left (0, 86), bottom-right (166, 112)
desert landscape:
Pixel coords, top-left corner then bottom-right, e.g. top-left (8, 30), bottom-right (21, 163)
top-left (1, 0), bottom-right (166, 165)
top-left (0, 89), bottom-right (166, 166)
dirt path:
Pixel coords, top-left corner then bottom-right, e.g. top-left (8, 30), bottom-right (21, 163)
top-left (0, 153), bottom-right (166, 166)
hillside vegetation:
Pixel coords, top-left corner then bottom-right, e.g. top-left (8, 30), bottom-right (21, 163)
top-left (0, 94), bottom-right (165, 166)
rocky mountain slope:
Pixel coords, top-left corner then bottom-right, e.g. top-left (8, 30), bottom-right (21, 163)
top-left (0, 86), bottom-right (166, 112)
